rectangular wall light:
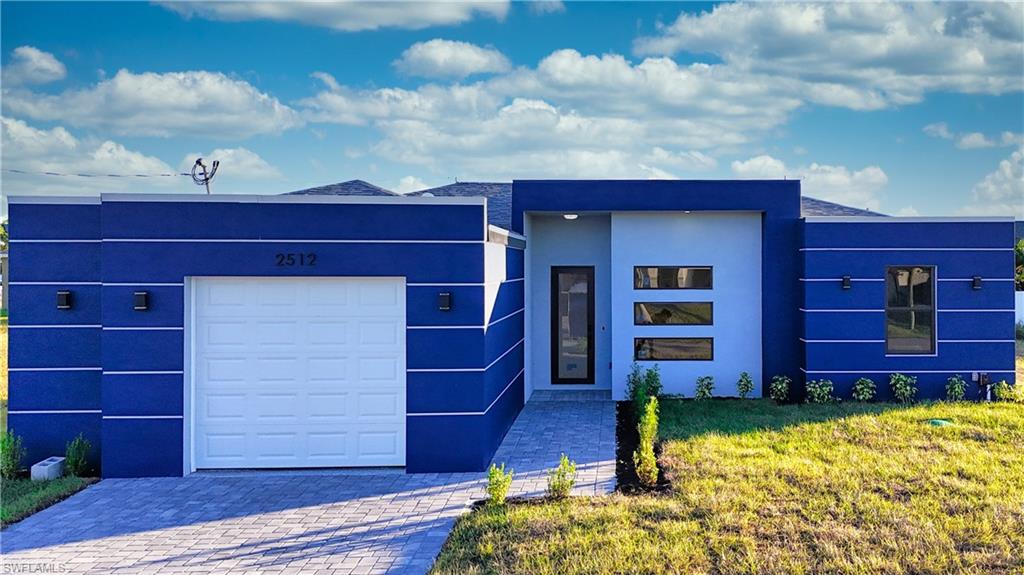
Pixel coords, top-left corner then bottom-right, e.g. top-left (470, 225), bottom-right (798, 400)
top-left (841, 276), bottom-right (852, 290)
top-left (56, 290), bottom-right (73, 310)
top-left (133, 291), bottom-right (149, 311)
top-left (972, 276), bottom-right (982, 290)
top-left (438, 292), bottom-right (452, 311)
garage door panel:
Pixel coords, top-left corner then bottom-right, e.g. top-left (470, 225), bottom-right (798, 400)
top-left (193, 277), bottom-right (406, 469)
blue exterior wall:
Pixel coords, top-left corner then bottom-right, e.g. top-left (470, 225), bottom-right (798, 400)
top-left (8, 195), bottom-right (524, 477)
top-left (512, 180), bottom-right (803, 394)
top-left (801, 219), bottom-right (1016, 399)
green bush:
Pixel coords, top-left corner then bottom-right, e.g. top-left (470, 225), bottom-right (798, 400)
top-left (627, 363), bottom-right (663, 413)
top-left (736, 372), bottom-right (754, 399)
top-left (852, 377), bottom-right (876, 402)
top-left (633, 396), bottom-right (659, 488)
top-left (994, 380), bottom-right (1024, 403)
top-left (486, 463), bottom-right (514, 506)
top-left (1, 431), bottom-right (26, 480)
top-left (64, 433), bottom-right (92, 477)
top-left (806, 379), bottom-right (834, 404)
top-left (768, 375), bottom-right (790, 403)
top-left (889, 373), bottom-right (918, 403)
top-left (695, 376), bottom-right (714, 400)
top-left (945, 374), bottom-right (968, 402)
top-left (546, 453), bottom-right (577, 499)
top-left (642, 364), bottom-right (663, 399)
top-left (626, 363), bottom-right (644, 404)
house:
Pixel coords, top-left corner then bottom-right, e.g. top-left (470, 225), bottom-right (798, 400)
top-left (5, 180), bottom-right (1015, 477)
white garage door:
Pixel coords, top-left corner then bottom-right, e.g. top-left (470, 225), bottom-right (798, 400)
top-left (192, 277), bottom-right (406, 469)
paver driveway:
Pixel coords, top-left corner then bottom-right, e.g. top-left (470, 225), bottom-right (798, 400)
top-left (0, 393), bottom-right (616, 575)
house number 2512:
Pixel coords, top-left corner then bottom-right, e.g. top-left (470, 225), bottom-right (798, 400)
top-left (275, 253), bottom-right (317, 266)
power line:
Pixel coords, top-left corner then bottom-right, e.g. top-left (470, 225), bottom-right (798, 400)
top-left (2, 168), bottom-right (191, 179)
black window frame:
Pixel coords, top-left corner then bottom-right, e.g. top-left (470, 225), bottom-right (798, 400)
top-left (633, 302), bottom-right (714, 326)
top-left (633, 337), bottom-right (714, 361)
top-left (884, 265), bottom-right (936, 355)
top-left (633, 266), bottom-right (713, 290)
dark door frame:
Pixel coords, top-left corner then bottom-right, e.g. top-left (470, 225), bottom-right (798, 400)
top-left (550, 265), bottom-right (596, 385)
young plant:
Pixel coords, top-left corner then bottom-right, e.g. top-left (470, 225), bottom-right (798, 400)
top-left (852, 377), bottom-right (876, 402)
top-left (633, 396), bottom-right (659, 488)
top-left (768, 375), bottom-right (791, 403)
top-left (736, 372), bottom-right (754, 399)
top-left (806, 379), bottom-right (834, 404)
top-left (486, 463), bottom-right (514, 506)
top-left (642, 364), bottom-right (663, 400)
top-left (945, 374), bottom-right (968, 402)
top-left (889, 373), bottom-right (918, 403)
top-left (64, 433), bottom-right (92, 477)
top-left (695, 376), bottom-right (714, 400)
top-left (993, 381), bottom-right (1024, 403)
top-left (546, 453), bottom-right (577, 499)
top-left (626, 362), bottom-right (645, 407)
top-left (0, 431), bottom-right (26, 480)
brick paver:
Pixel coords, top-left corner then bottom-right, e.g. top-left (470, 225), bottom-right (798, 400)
top-left (0, 393), bottom-right (616, 574)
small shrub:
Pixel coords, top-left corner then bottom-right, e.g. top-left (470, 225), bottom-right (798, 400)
top-left (64, 433), bottom-right (92, 477)
top-left (642, 364), bottom-right (663, 400)
top-left (945, 374), bottom-right (968, 402)
top-left (736, 372), bottom-right (754, 399)
top-left (627, 363), bottom-right (662, 413)
top-left (626, 363), bottom-right (644, 405)
top-left (993, 380), bottom-right (1024, 403)
top-left (768, 375), bottom-right (790, 403)
top-left (633, 396), bottom-right (659, 488)
top-left (0, 431), bottom-right (27, 480)
top-left (486, 463), bottom-right (514, 506)
top-left (1016, 320), bottom-right (1024, 341)
top-left (890, 373), bottom-right (918, 403)
top-left (852, 377), bottom-right (876, 402)
top-left (695, 376), bottom-right (714, 400)
top-left (546, 453), bottom-right (577, 499)
top-left (806, 379), bottom-right (834, 404)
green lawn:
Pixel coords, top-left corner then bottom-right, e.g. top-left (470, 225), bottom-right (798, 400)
top-left (433, 400), bottom-right (1024, 575)
top-left (1, 476), bottom-right (96, 527)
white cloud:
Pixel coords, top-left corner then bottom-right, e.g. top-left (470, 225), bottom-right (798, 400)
top-left (528, 1), bottom-right (565, 15)
top-left (635, 2), bottom-right (1024, 109)
top-left (894, 206), bottom-right (921, 217)
top-left (962, 147), bottom-right (1024, 218)
top-left (923, 122), bottom-right (954, 140)
top-left (394, 39), bottom-right (510, 79)
top-left (394, 175), bottom-right (430, 194)
top-left (3, 69), bottom-right (302, 138)
top-left (923, 122), bottom-right (1021, 150)
top-left (0, 116), bottom-right (181, 202)
top-left (2, 46), bottom-right (66, 85)
top-left (160, 1), bottom-right (509, 31)
top-left (956, 132), bottom-right (996, 149)
top-left (731, 154), bottom-right (888, 211)
top-left (177, 148), bottom-right (281, 180)
top-left (646, 147), bottom-right (718, 171)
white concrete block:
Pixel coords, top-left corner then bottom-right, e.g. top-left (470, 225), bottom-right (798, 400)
top-left (31, 456), bottom-right (65, 481)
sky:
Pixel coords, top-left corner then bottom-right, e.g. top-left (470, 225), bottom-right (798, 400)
top-left (1, 1), bottom-right (1022, 220)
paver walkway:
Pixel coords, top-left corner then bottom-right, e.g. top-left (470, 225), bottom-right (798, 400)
top-left (0, 392), bottom-right (616, 574)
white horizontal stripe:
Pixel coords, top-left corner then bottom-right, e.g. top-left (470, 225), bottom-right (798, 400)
top-left (487, 308), bottom-right (524, 328)
top-left (800, 308), bottom-right (884, 313)
top-left (10, 239), bottom-right (100, 243)
top-left (407, 278), bottom-right (524, 287)
top-left (801, 339), bottom-right (1015, 344)
top-left (9, 324), bottom-right (101, 329)
top-left (8, 367), bottom-right (102, 372)
top-left (102, 326), bottom-right (184, 331)
top-left (407, 325), bottom-right (481, 330)
top-left (9, 281), bottom-right (101, 286)
top-left (937, 278), bottom-right (1014, 282)
top-left (801, 247), bottom-right (1010, 252)
top-left (408, 368), bottom-right (524, 417)
top-left (102, 282), bottom-right (184, 287)
top-left (799, 278), bottom-right (884, 282)
top-left (103, 415), bottom-right (183, 420)
top-left (102, 370), bottom-right (184, 375)
top-left (407, 338), bottom-right (524, 373)
top-left (801, 339), bottom-right (885, 343)
top-left (939, 339), bottom-right (1016, 344)
top-left (101, 192), bottom-right (486, 206)
top-left (939, 309), bottom-right (1014, 313)
top-left (102, 238), bottom-right (482, 244)
top-left (8, 410), bottom-right (101, 415)
top-left (801, 368), bottom-right (1014, 374)
top-left (803, 216), bottom-right (1013, 223)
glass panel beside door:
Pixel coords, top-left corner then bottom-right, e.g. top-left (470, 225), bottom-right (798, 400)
top-left (551, 266), bottom-right (595, 384)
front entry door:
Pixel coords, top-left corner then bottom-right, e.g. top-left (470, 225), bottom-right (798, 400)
top-left (551, 266), bottom-right (595, 384)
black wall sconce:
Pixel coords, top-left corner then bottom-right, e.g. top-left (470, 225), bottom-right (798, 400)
top-left (56, 290), bottom-right (73, 310)
top-left (133, 291), bottom-right (149, 311)
top-left (841, 275), bottom-right (852, 290)
top-left (438, 292), bottom-right (452, 311)
top-left (972, 276), bottom-right (982, 290)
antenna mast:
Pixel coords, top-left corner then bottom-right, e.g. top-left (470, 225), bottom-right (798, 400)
top-left (191, 158), bottom-right (220, 194)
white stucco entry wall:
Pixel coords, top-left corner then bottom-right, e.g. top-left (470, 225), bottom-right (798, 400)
top-left (610, 212), bottom-right (763, 400)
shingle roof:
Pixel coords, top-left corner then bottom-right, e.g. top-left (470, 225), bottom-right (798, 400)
top-left (285, 179), bottom-right (398, 197)
top-left (286, 180), bottom-right (886, 228)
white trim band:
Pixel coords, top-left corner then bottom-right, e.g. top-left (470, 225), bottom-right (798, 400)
top-left (102, 282), bottom-right (185, 287)
top-left (939, 309), bottom-right (1014, 313)
top-left (102, 370), bottom-right (184, 375)
top-left (8, 410), bottom-right (101, 415)
top-left (802, 368), bottom-right (1015, 374)
top-left (800, 247), bottom-right (1011, 252)
top-left (9, 239), bottom-right (100, 244)
top-left (408, 278), bottom-right (524, 287)
top-left (103, 415), bottom-right (183, 420)
top-left (102, 238), bottom-right (483, 244)
top-left (102, 326), bottom-right (184, 331)
top-left (803, 216), bottom-right (1013, 223)
top-left (801, 339), bottom-right (1014, 344)
top-left (799, 278), bottom-right (884, 282)
top-left (487, 308), bottom-right (524, 328)
top-left (9, 281), bottom-right (101, 286)
top-left (9, 324), bottom-right (101, 329)
top-left (800, 308), bottom-right (884, 313)
top-left (8, 367), bottom-right (102, 372)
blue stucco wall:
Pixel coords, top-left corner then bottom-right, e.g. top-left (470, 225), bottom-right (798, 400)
top-left (8, 196), bottom-right (524, 477)
top-left (801, 219), bottom-right (1016, 399)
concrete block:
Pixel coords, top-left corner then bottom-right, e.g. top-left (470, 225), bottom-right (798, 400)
top-left (31, 456), bottom-right (65, 481)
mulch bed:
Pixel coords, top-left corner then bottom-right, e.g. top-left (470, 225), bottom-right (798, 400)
top-left (615, 401), bottom-right (672, 495)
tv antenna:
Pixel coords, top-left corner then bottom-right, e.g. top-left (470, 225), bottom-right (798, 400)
top-left (191, 158), bottom-right (219, 194)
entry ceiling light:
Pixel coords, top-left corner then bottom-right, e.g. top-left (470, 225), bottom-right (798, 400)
top-left (563, 214), bottom-right (579, 220)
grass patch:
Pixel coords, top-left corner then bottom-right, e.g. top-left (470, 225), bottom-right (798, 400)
top-left (433, 400), bottom-right (1024, 575)
top-left (1, 476), bottom-right (96, 527)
